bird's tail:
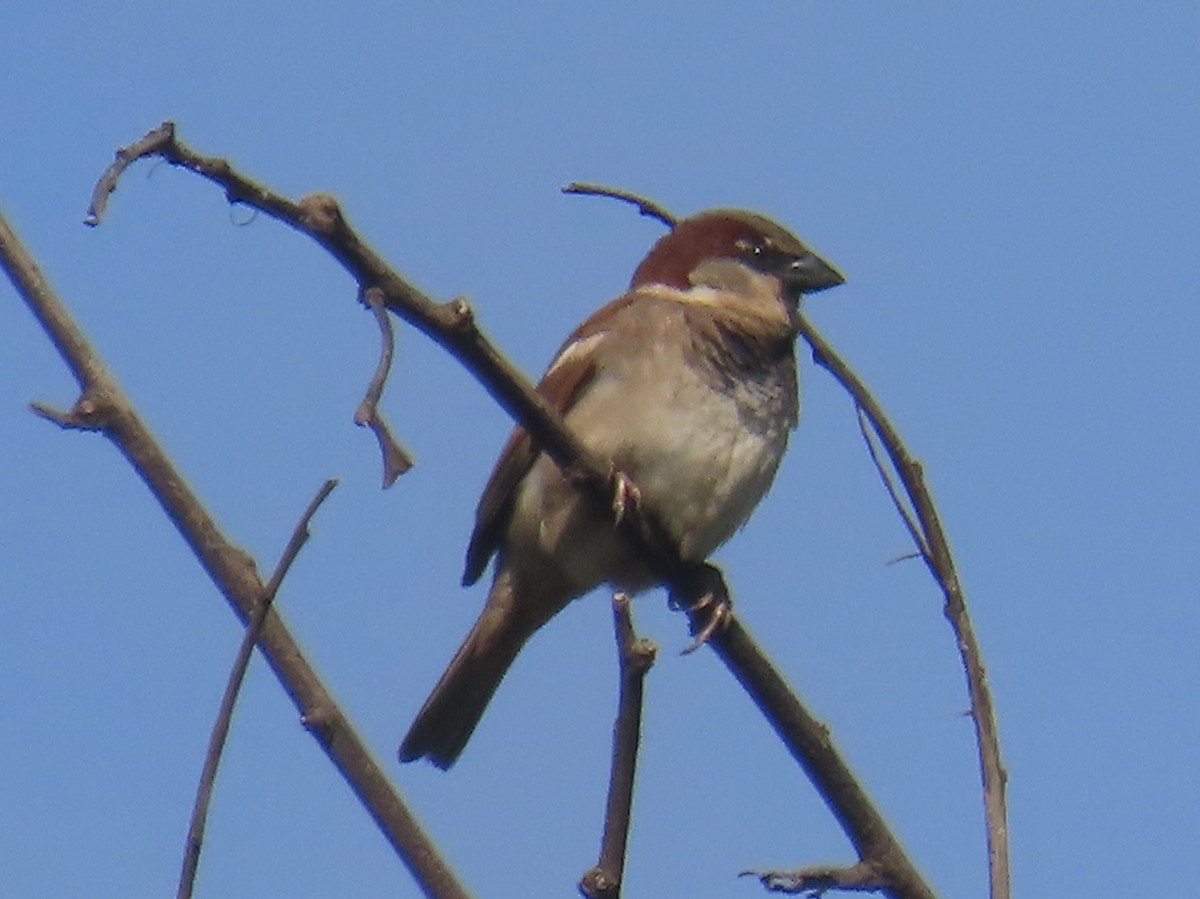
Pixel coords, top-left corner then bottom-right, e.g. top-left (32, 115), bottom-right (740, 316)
top-left (399, 569), bottom-right (557, 769)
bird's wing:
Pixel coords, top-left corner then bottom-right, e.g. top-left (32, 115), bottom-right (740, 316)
top-left (461, 296), bottom-right (637, 585)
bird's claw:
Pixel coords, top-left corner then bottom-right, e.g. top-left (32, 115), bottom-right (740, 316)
top-left (680, 590), bottom-right (733, 654)
top-left (668, 562), bottom-right (733, 653)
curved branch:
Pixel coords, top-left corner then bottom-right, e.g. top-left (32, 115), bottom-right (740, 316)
top-left (794, 315), bottom-right (1010, 899)
top-left (560, 182), bottom-right (677, 228)
top-left (178, 478), bottom-right (338, 899)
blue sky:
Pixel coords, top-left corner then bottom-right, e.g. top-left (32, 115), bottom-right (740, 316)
top-left (2, 3), bottom-right (1198, 897)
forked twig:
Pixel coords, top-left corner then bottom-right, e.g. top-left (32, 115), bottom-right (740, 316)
top-left (855, 405), bottom-right (929, 559)
top-left (354, 287), bottom-right (415, 486)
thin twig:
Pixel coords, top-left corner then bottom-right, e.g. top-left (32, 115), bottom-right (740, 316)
top-left (580, 594), bottom-right (657, 899)
top-left (354, 287), bottom-right (415, 486)
top-left (855, 405), bottom-right (930, 560)
top-left (560, 182), bottom-right (678, 228)
top-left (178, 478), bottom-right (338, 899)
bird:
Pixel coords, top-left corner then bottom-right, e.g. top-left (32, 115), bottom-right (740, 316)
top-left (399, 207), bottom-right (844, 768)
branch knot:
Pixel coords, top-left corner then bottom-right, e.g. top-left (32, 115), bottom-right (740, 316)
top-left (298, 192), bottom-right (345, 236)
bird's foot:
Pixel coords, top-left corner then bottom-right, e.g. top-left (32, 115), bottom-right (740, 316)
top-left (681, 593), bottom-right (732, 654)
top-left (669, 562), bottom-right (733, 654)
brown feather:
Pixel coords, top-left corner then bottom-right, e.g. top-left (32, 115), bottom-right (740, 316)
top-left (630, 209), bottom-right (818, 291)
top-left (462, 313), bottom-right (610, 584)
top-left (677, 286), bottom-right (799, 427)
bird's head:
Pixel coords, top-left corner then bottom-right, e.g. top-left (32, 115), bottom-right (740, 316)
top-left (630, 208), bottom-right (844, 303)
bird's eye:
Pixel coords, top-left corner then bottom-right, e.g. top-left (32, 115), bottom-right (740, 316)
top-left (736, 237), bottom-right (768, 256)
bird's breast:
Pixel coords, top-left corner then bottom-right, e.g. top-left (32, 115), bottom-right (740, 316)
top-left (569, 346), bottom-right (796, 562)
top-left (505, 303), bottom-right (798, 597)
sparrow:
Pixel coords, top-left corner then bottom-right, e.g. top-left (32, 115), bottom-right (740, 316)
top-left (399, 208), bottom-right (844, 768)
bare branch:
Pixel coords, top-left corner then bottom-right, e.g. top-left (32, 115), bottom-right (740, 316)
top-left (178, 478), bottom-right (338, 899)
top-left (354, 287), bottom-right (415, 486)
top-left (86, 127), bottom-right (616, 520)
top-left (1, 206), bottom-right (469, 899)
top-left (580, 594), bottom-right (657, 899)
top-left (942, 575), bottom-right (1009, 899)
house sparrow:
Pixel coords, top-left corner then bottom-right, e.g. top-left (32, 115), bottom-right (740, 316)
top-left (399, 208), bottom-right (843, 768)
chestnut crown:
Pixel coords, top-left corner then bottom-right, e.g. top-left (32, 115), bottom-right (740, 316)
top-left (630, 208), bottom-right (844, 300)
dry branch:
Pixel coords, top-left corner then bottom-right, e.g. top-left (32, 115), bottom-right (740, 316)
top-left (561, 181), bottom-right (677, 229)
top-left (0, 209), bottom-right (468, 899)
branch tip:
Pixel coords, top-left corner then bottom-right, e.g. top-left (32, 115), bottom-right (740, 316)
top-left (561, 181), bottom-right (678, 228)
top-left (85, 121), bottom-right (177, 226)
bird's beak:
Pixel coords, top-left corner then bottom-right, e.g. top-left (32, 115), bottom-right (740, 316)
top-left (784, 252), bottom-right (844, 295)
